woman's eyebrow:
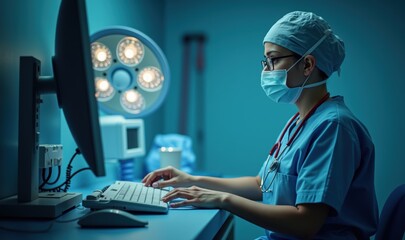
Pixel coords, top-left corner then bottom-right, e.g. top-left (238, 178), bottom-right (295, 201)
top-left (264, 50), bottom-right (281, 57)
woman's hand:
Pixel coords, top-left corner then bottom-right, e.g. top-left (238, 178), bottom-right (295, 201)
top-left (141, 166), bottom-right (194, 188)
top-left (162, 186), bottom-right (230, 209)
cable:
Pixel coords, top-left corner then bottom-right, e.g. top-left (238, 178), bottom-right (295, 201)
top-left (39, 168), bottom-right (52, 188)
top-left (39, 148), bottom-right (90, 192)
top-left (67, 148), bottom-right (81, 168)
top-left (63, 148), bottom-right (82, 192)
top-left (39, 166), bottom-right (61, 188)
top-left (63, 164), bottom-right (73, 192)
top-left (47, 166), bottom-right (61, 185)
top-left (40, 167), bottom-right (90, 192)
top-left (63, 167), bottom-right (90, 192)
top-left (40, 166), bottom-right (61, 187)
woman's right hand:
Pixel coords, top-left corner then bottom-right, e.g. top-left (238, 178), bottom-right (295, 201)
top-left (141, 166), bottom-right (195, 188)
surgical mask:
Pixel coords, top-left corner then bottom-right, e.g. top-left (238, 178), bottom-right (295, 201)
top-left (261, 70), bottom-right (327, 104)
top-left (261, 29), bottom-right (331, 104)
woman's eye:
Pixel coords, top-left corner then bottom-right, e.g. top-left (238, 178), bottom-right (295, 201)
top-left (270, 58), bottom-right (279, 65)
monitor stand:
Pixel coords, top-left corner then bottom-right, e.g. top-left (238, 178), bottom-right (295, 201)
top-left (0, 57), bottom-right (81, 219)
top-left (0, 192), bottom-right (82, 218)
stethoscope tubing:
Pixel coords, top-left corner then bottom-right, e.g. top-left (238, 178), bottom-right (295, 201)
top-left (260, 93), bottom-right (331, 192)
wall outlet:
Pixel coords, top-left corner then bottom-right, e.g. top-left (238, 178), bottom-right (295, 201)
top-left (39, 144), bottom-right (63, 168)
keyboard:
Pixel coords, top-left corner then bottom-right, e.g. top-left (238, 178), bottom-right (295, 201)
top-left (82, 181), bottom-right (169, 213)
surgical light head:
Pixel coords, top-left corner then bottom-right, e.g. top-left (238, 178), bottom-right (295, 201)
top-left (263, 11), bottom-right (345, 77)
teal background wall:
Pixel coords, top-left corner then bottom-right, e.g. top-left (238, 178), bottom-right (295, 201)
top-left (1, 0), bottom-right (404, 239)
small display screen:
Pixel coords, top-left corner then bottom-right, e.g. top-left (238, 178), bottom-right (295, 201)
top-left (126, 128), bottom-right (139, 150)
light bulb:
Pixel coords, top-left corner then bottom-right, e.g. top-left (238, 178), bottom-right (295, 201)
top-left (120, 89), bottom-right (145, 114)
top-left (142, 72), bottom-right (154, 82)
top-left (137, 67), bottom-right (164, 92)
top-left (98, 79), bottom-right (110, 91)
top-left (96, 51), bottom-right (107, 62)
top-left (95, 77), bottom-right (115, 102)
top-left (124, 46), bottom-right (136, 59)
top-left (91, 42), bottom-right (112, 70)
top-left (117, 37), bottom-right (144, 66)
top-left (125, 90), bottom-right (138, 103)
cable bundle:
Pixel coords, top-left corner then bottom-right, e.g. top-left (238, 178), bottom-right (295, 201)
top-left (39, 148), bottom-right (90, 192)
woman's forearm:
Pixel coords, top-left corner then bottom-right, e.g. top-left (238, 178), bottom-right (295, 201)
top-left (191, 175), bottom-right (262, 200)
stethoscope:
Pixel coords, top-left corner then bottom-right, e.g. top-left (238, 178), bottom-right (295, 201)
top-left (260, 93), bottom-right (331, 193)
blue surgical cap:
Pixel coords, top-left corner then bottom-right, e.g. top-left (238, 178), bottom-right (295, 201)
top-left (263, 11), bottom-right (345, 77)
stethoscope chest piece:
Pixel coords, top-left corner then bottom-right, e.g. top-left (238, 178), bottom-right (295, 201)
top-left (268, 159), bottom-right (280, 172)
top-left (260, 92), bottom-right (331, 193)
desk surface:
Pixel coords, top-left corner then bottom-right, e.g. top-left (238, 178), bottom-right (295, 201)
top-left (0, 207), bottom-right (231, 240)
top-left (0, 182), bottom-right (232, 240)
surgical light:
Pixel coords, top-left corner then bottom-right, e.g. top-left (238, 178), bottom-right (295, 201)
top-left (90, 26), bottom-right (170, 118)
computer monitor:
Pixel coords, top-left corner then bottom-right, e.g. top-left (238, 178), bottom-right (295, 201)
top-left (0, 0), bottom-right (105, 218)
top-left (53, 0), bottom-right (105, 177)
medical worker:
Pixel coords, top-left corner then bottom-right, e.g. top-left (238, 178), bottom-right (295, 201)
top-left (143, 11), bottom-right (378, 239)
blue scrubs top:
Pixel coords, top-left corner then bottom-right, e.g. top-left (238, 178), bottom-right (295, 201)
top-left (258, 96), bottom-right (378, 240)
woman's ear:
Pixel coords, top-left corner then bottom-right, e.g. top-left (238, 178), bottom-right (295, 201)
top-left (303, 55), bottom-right (316, 77)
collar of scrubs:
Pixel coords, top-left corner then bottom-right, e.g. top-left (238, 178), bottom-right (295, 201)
top-left (272, 92), bottom-right (330, 158)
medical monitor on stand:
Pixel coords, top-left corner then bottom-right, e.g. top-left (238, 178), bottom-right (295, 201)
top-left (0, 0), bottom-right (105, 218)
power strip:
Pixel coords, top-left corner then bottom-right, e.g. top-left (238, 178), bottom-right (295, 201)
top-left (38, 144), bottom-right (63, 168)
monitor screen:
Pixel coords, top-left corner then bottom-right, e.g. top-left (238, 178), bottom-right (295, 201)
top-left (53, 0), bottom-right (105, 177)
top-left (127, 128), bottom-right (139, 150)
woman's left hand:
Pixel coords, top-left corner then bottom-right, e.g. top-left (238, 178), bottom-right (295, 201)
top-left (162, 186), bottom-right (230, 209)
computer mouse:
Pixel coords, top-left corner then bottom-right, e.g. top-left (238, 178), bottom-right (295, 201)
top-left (78, 209), bottom-right (148, 228)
